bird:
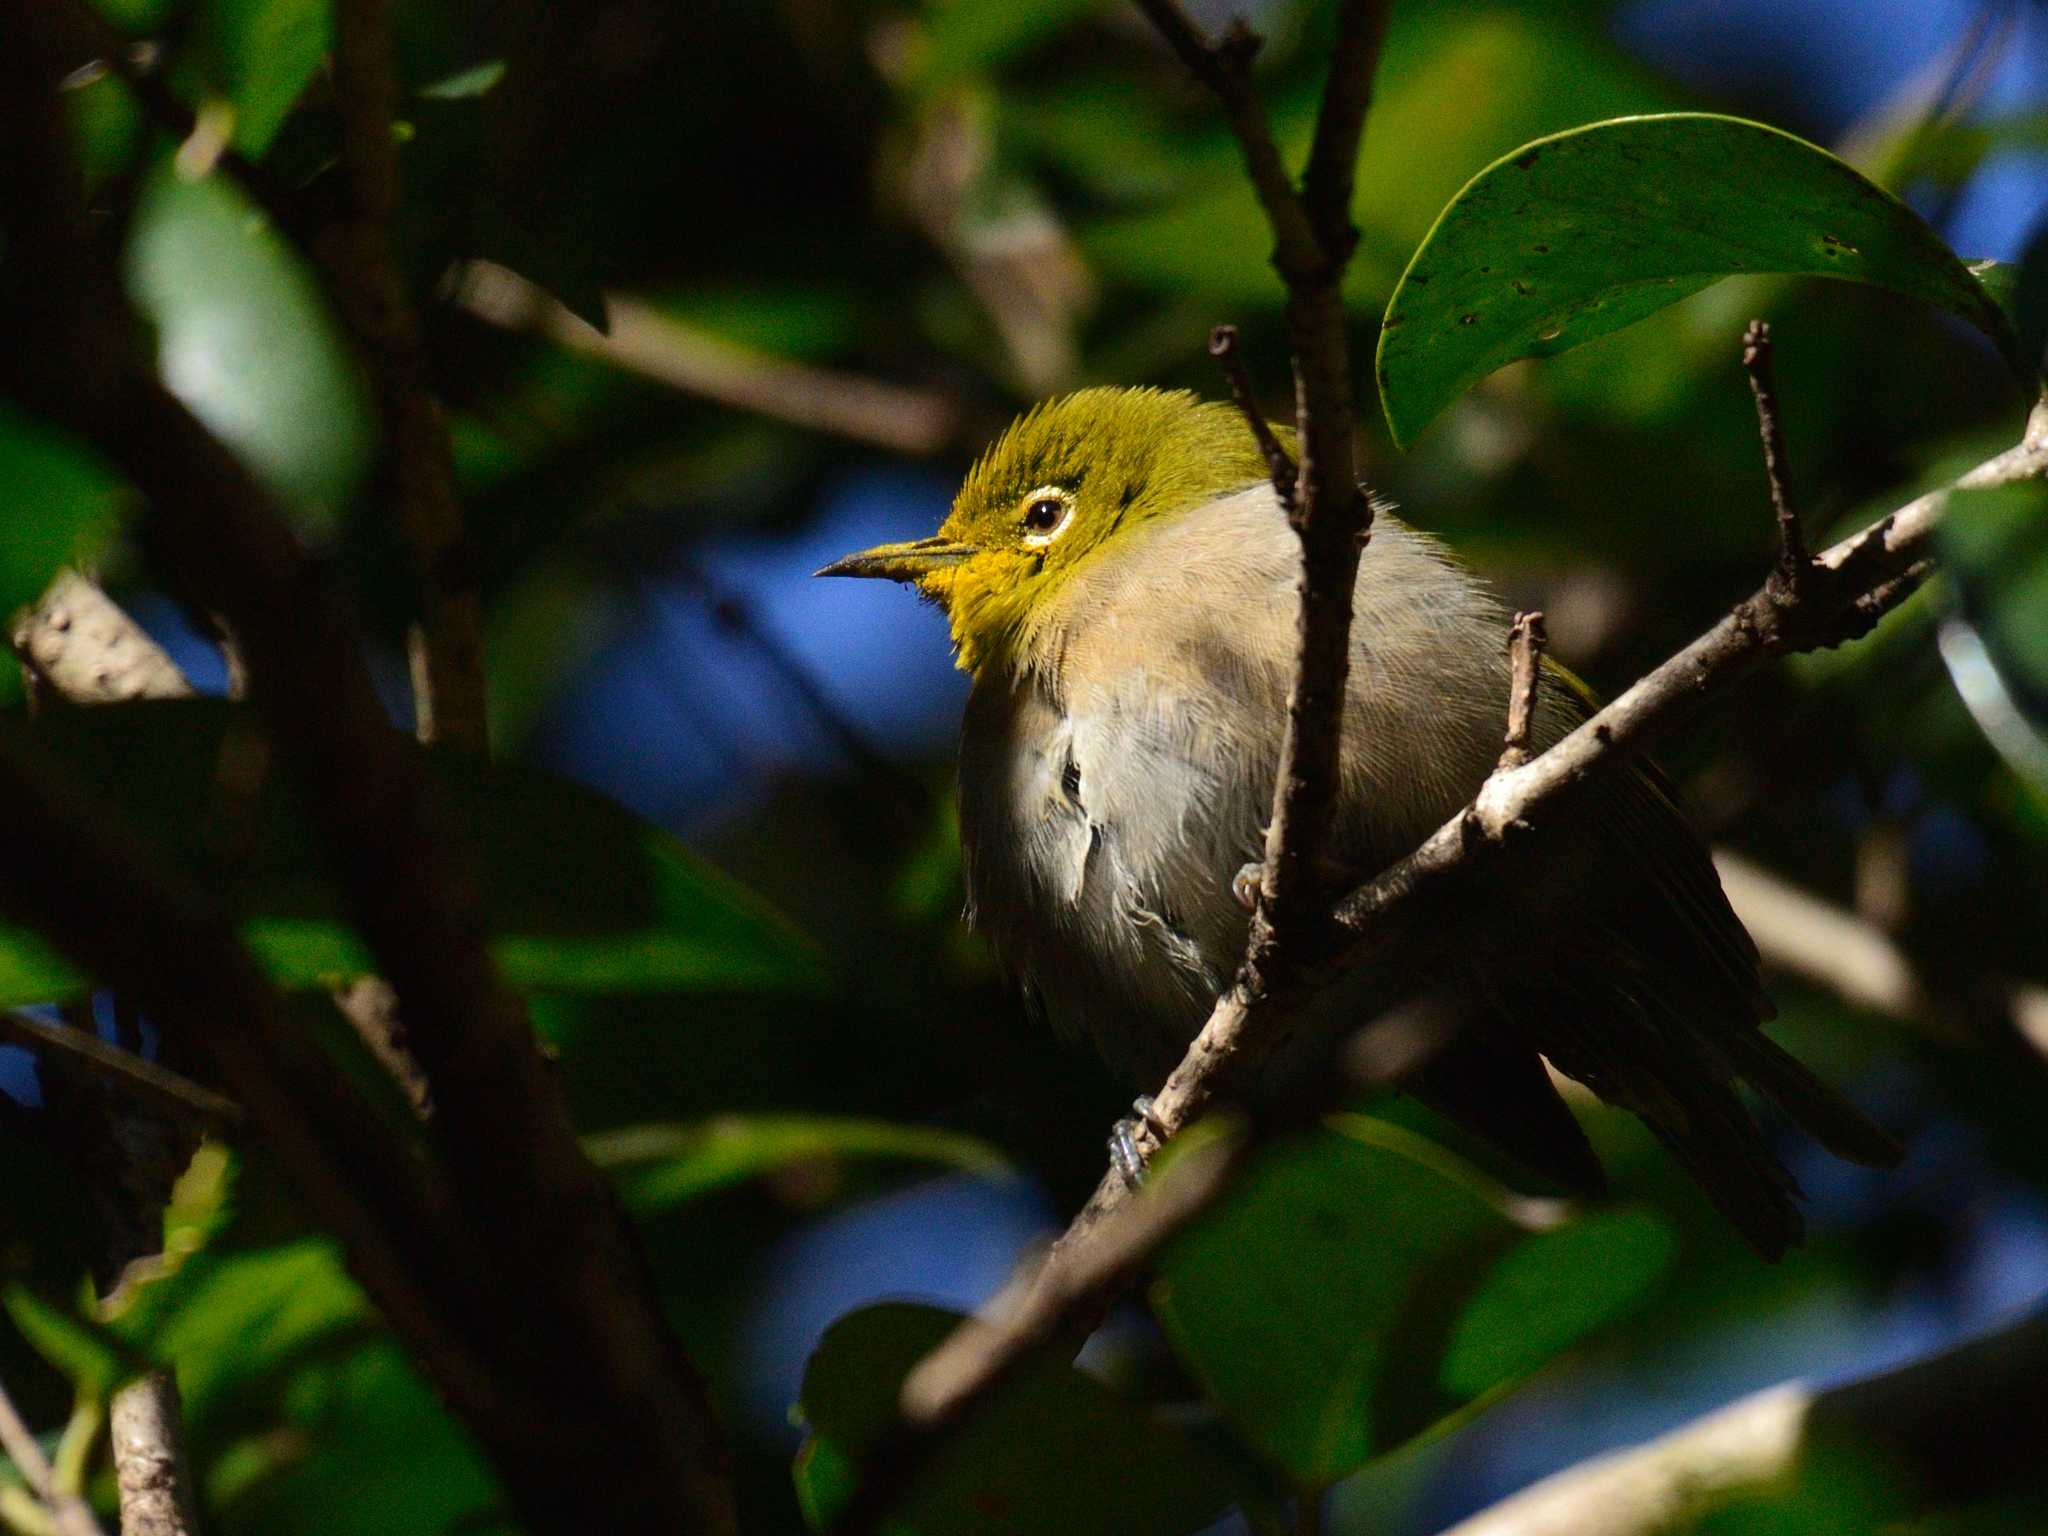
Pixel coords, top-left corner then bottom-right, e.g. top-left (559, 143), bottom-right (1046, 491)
top-left (819, 386), bottom-right (1900, 1257)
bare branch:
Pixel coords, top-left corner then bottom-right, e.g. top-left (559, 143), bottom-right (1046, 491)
top-left (109, 1375), bottom-right (200, 1536)
top-left (321, 0), bottom-right (487, 751)
top-left (1441, 1302), bottom-right (2048, 1536)
top-left (1741, 320), bottom-right (1812, 597)
top-left (12, 574), bottom-right (191, 704)
top-left (1498, 611), bottom-right (1548, 771)
top-left (0, 1012), bottom-right (241, 1129)
top-left (458, 263), bottom-right (962, 456)
top-left (0, 1371), bottom-right (105, 1536)
top-left (1715, 848), bottom-right (2048, 1064)
top-left (1208, 324), bottom-right (1298, 510)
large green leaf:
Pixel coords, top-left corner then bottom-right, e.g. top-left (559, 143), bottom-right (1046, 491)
top-left (0, 407), bottom-right (128, 619)
top-left (1376, 113), bottom-right (2024, 447)
top-left (793, 1302), bottom-right (1237, 1535)
top-left (587, 1116), bottom-right (1004, 1212)
top-left (0, 701), bottom-right (823, 1005)
top-left (125, 161), bottom-right (372, 528)
top-left (1152, 1116), bottom-right (1670, 1487)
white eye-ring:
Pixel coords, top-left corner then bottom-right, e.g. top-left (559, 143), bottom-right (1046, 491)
top-left (1019, 486), bottom-right (1076, 547)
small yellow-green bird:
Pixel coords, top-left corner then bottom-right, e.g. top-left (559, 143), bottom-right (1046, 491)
top-left (822, 387), bottom-right (1899, 1256)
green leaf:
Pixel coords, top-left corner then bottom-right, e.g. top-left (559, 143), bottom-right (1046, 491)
top-left (587, 1116), bottom-right (1004, 1211)
top-left (1153, 1117), bottom-right (1668, 1486)
top-left (4, 1284), bottom-right (143, 1397)
top-left (1968, 226), bottom-right (2048, 384)
top-left (794, 1302), bottom-right (1237, 1535)
top-left (417, 59), bottom-right (506, 100)
top-left (915, 0), bottom-right (1105, 92)
top-left (125, 160), bottom-right (373, 529)
top-left (1377, 113), bottom-right (2026, 448)
top-left (1436, 1208), bottom-right (1673, 1398)
top-left (1938, 480), bottom-right (2048, 787)
top-left (0, 406), bottom-right (128, 620)
top-left (180, 0), bottom-right (331, 156)
top-left (0, 701), bottom-right (824, 1006)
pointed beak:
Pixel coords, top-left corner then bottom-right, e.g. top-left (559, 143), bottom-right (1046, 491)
top-left (814, 536), bottom-right (979, 583)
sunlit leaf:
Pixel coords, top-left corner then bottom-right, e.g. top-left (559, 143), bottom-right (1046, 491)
top-left (1377, 113), bottom-right (2025, 447)
top-left (125, 161), bottom-right (373, 529)
top-left (793, 1302), bottom-right (1237, 1534)
top-left (417, 59), bottom-right (506, 100)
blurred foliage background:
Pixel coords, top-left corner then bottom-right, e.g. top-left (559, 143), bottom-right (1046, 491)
top-left (5, 0), bottom-right (2048, 1532)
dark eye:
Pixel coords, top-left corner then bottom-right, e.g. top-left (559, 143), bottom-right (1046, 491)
top-left (1023, 496), bottom-right (1064, 533)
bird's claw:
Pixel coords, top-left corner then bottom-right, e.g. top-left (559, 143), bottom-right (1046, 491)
top-left (1108, 1094), bottom-right (1168, 1187)
top-left (1231, 862), bottom-right (1263, 912)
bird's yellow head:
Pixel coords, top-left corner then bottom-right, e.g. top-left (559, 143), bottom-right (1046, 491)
top-left (819, 387), bottom-right (1273, 673)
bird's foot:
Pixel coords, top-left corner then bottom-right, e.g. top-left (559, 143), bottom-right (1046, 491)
top-left (1231, 862), bottom-right (1263, 912)
top-left (1108, 1095), bottom-right (1169, 1187)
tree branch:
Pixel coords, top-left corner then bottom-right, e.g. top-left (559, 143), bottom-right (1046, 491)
top-left (0, 1012), bottom-right (240, 1130)
top-left (1741, 320), bottom-right (1813, 599)
top-left (872, 392), bottom-right (2048, 1520)
top-left (1439, 1303), bottom-right (2048, 1536)
top-left (0, 17), bottom-right (736, 1532)
top-left (1208, 324), bottom-right (1298, 509)
top-left (108, 1375), bottom-right (199, 1536)
top-left (1713, 848), bottom-right (2048, 1064)
top-left (0, 1371), bottom-right (104, 1536)
top-left (1497, 612), bottom-right (1547, 771)
top-left (457, 262), bottom-right (964, 456)
top-left (322, 0), bottom-right (488, 751)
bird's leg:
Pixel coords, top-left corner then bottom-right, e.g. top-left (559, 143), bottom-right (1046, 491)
top-left (1108, 1094), bottom-right (1169, 1186)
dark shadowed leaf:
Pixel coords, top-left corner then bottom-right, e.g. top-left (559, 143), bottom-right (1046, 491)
top-left (793, 1302), bottom-right (1237, 1535)
top-left (587, 1116), bottom-right (1004, 1212)
top-left (4, 1283), bottom-right (144, 1396)
top-left (0, 702), bottom-right (823, 1006)
top-left (1153, 1117), bottom-right (1670, 1486)
top-left (1377, 113), bottom-right (2024, 447)
top-left (0, 407), bottom-right (129, 620)
top-left (178, 0), bottom-right (331, 155)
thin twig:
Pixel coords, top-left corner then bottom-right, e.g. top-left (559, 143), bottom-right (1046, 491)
top-left (1208, 325), bottom-right (1297, 510)
top-left (324, 0), bottom-right (488, 752)
top-left (0, 1012), bottom-right (241, 1128)
top-left (1741, 320), bottom-right (1812, 596)
top-left (458, 263), bottom-right (963, 456)
top-left (1498, 611), bottom-right (1547, 771)
top-left (0, 1373), bottom-right (104, 1536)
